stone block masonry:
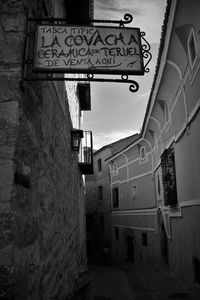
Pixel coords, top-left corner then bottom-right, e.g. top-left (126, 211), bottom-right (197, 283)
top-left (0, 1), bottom-right (87, 299)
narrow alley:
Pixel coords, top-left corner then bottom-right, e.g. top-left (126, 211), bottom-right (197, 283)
top-left (75, 263), bottom-right (200, 300)
top-left (1, 0), bottom-right (200, 299)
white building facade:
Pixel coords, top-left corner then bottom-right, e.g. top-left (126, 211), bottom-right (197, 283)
top-left (106, 0), bottom-right (200, 290)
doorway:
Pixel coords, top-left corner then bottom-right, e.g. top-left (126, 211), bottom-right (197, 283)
top-left (161, 223), bottom-right (168, 264)
top-left (126, 236), bottom-right (134, 262)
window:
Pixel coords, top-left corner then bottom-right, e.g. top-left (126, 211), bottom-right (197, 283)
top-left (100, 216), bottom-right (104, 232)
top-left (97, 158), bottom-right (102, 172)
top-left (142, 232), bottom-right (148, 246)
top-left (40, 0), bottom-right (52, 18)
top-left (42, 0), bottom-right (48, 16)
top-left (164, 104), bottom-right (169, 124)
top-left (98, 186), bottom-right (103, 201)
top-left (131, 185), bottom-right (138, 200)
top-left (112, 187), bottom-right (119, 208)
top-left (193, 256), bottom-right (200, 286)
top-left (140, 146), bottom-right (147, 162)
top-left (157, 173), bottom-right (161, 196)
top-left (188, 28), bottom-right (197, 69)
top-left (113, 162), bottom-right (118, 175)
top-left (161, 146), bottom-right (178, 207)
top-left (154, 133), bottom-right (158, 151)
top-left (115, 227), bottom-right (119, 241)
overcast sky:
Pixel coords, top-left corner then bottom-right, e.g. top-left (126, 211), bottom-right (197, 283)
top-left (82, 0), bottom-right (167, 150)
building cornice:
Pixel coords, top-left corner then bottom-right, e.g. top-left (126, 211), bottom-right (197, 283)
top-left (105, 0), bottom-right (178, 164)
top-left (142, 0), bottom-right (177, 134)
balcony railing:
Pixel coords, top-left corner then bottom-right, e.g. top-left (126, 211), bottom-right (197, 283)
top-left (79, 131), bottom-right (94, 174)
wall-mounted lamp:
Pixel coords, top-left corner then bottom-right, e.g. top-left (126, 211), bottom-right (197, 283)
top-left (71, 129), bottom-right (83, 152)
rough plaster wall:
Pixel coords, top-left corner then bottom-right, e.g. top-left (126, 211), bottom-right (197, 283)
top-left (0, 1), bottom-right (86, 299)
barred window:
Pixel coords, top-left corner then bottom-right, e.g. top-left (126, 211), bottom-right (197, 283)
top-left (161, 146), bottom-right (178, 206)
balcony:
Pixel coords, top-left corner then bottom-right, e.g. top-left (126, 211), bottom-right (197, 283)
top-left (79, 131), bottom-right (94, 174)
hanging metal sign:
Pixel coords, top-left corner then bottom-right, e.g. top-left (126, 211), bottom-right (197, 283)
top-left (33, 25), bottom-right (144, 75)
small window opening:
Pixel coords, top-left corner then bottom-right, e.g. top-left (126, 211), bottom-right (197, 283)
top-left (157, 174), bottom-right (161, 196)
top-left (193, 256), bottom-right (200, 286)
top-left (98, 186), bottom-right (103, 201)
top-left (113, 162), bottom-right (118, 175)
top-left (132, 185), bottom-right (138, 200)
top-left (140, 146), bottom-right (146, 160)
top-left (142, 232), bottom-right (148, 246)
top-left (97, 158), bottom-right (102, 172)
top-left (115, 228), bottom-right (119, 241)
top-left (100, 216), bottom-right (104, 232)
top-left (41, 0), bottom-right (48, 17)
top-left (112, 187), bottom-right (119, 208)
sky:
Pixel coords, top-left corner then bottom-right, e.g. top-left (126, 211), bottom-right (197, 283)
top-left (82, 0), bottom-right (167, 150)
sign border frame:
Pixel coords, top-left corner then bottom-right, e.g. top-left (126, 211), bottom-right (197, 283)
top-left (33, 24), bottom-right (145, 76)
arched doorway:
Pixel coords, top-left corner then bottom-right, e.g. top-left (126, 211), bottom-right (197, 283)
top-left (157, 210), bottom-right (169, 265)
top-left (124, 229), bottom-right (135, 262)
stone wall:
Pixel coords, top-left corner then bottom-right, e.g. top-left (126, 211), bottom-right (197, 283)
top-left (0, 1), bottom-right (87, 299)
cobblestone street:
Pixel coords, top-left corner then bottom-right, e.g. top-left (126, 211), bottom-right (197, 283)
top-left (83, 263), bottom-right (200, 300)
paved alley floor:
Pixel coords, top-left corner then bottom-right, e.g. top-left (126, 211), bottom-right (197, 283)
top-left (85, 263), bottom-right (200, 300)
top-left (88, 265), bottom-right (135, 300)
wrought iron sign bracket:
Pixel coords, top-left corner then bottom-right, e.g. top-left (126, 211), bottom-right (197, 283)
top-left (23, 73), bottom-right (140, 93)
top-left (28, 13), bottom-right (133, 27)
top-left (23, 14), bottom-right (152, 93)
top-left (141, 32), bottom-right (152, 73)
top-left (84, 13), bottom-right (133, 27)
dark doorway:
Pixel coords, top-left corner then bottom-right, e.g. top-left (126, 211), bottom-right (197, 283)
top-left (161, 224), bottom-right (168, 264)
top-left (126, 236), bottom-right (134, 262)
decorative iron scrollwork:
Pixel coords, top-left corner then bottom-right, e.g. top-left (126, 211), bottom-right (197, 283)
top-left (119, 14), bottom-right (133, 27)
top-left (121, 75), bottom-right (139, 92)
top-left (24, 74), bottom-right (139, 93)
top-left (141, 31), bottom-right (152, 73)
top-left (128, 81), bottom-right (140, 93)
top-left (29, 13), bottom-right (133, 27)
top-left (89, 13), bottom-right (133, 27)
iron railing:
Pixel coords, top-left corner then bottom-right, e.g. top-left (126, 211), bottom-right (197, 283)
top-left (79, 131), bottom-right (94, 174)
